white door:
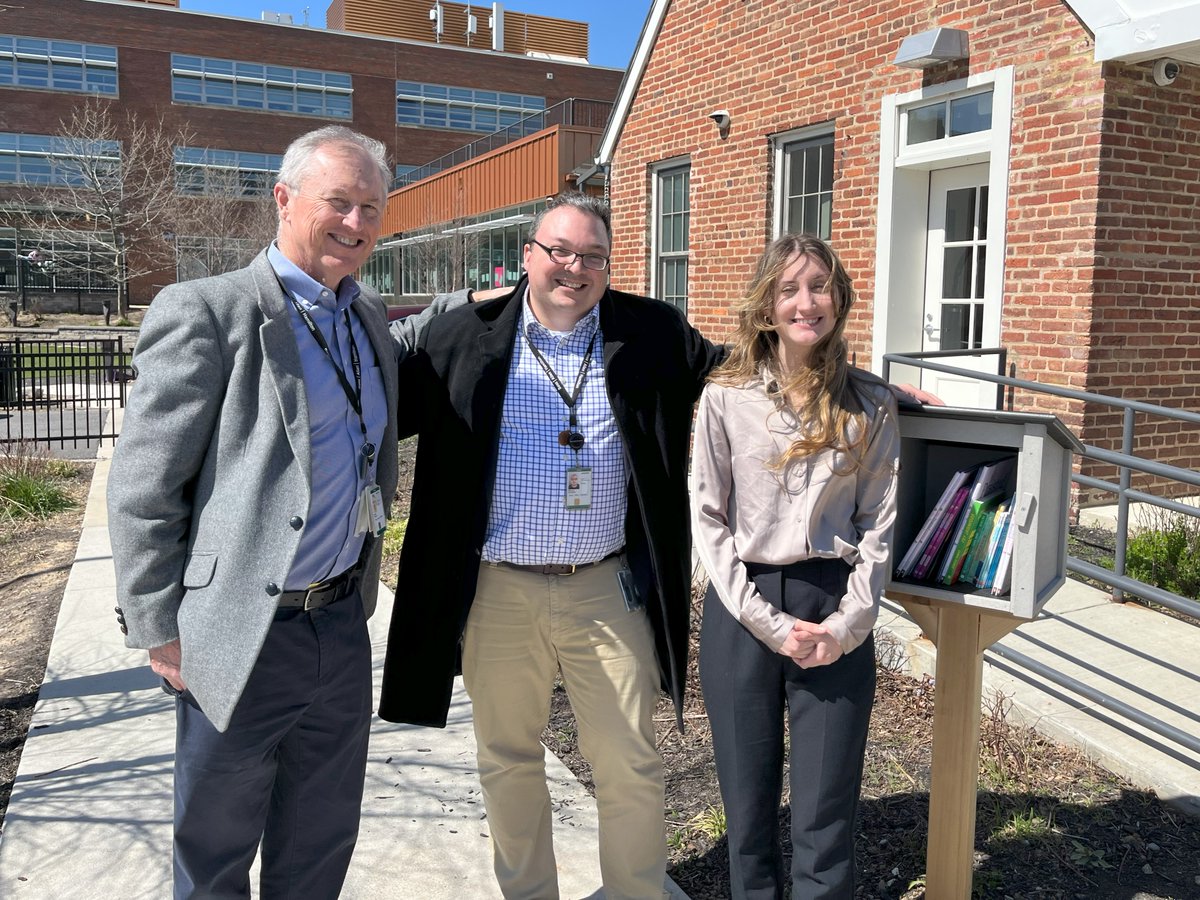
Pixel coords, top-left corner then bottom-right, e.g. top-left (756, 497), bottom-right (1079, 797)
top-left (922, 164), bottom-right (999, 408)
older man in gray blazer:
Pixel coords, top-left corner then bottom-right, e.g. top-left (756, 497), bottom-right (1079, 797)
top-left (107, 126), bottom-right (457, 899)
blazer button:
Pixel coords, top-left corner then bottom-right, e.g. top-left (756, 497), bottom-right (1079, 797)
top-left (266, 582), bottom-right (281, 596)
top-left (120, 625), bottom-right (128, 635)
top-left (289, 516), bottom-right (304, 530)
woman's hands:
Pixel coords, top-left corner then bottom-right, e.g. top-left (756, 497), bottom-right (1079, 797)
top-left (778, 620), bottom-right (844, 668)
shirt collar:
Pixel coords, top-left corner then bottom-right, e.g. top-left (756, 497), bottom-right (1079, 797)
top-left (519, 287), bottom-right (601, 343)
top-left (268, 242), bottom-right (360, 314)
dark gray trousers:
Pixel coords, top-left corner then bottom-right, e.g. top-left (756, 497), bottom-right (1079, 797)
top-left (168, 590), bottom-right (372, 900)
top-left (699, 559), bottom-right (875, 900)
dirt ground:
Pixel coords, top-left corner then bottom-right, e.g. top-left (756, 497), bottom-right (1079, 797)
top-left (0, 462), bottom-right (90, 830)
top-left (4, 447), bottom-right (1199, 898)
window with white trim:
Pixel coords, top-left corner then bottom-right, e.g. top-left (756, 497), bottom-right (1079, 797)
top-left (0, 35), bottom-right (117, 95)
top-left (775, 130), bottom-right (833, 239)
top-left (0, 132), bottom-right (120, 186)
top-left (395, 81), bottom-right (544, 133)
top-left (171, 55), bottom-right (352, 119)
top-left (903, 89), bottom-right (992, 146)
top-left (174, 147), bottom-right (283, 197)
top-left (653, 163), bottom-right (690, 314)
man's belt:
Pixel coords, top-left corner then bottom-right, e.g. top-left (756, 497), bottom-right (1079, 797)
top-left (277, 565), bottom-right (361, 610)
top-left (495, 548), bottom-right (623, 577)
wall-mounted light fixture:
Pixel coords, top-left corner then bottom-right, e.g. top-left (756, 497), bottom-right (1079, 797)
top-left (893, 27), bottom-right (969, 69)
top-left (708, 109), bottom-right (731, 138)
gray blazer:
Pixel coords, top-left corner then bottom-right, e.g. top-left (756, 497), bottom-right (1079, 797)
top-left (108, 251), bottom-right (441, 731)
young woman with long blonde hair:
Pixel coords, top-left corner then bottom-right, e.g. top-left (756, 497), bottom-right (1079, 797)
top-left (691, 234), bottom-right (901, 898)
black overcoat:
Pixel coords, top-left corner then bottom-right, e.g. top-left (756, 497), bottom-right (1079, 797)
top-left (378, 278), bottom-right (724, 728)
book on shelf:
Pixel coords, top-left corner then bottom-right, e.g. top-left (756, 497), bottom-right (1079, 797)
top-left (911, 484), bottom-right (972, 580)
top-left (932, 455), bottom-right (1017, 586)
top-left (961, 495), bottom-right (1012, 586)
top-left (940, 489), bottom-right (1006, 585)
top-left (990, 510), bottom-right (1018, 596)
top-left (976, 503), bottom-right (1013, 589)
top-left (894, 463), bottom-right (978, 579)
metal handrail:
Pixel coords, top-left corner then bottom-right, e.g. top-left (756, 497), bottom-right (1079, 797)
top-left (882, 349), bottom-right (1199, 618)
top-left (392, 97), bottom-right (614, 190)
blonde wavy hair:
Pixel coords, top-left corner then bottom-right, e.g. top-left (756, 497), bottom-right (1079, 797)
top-left (710, 233), bottom-right (870, 471)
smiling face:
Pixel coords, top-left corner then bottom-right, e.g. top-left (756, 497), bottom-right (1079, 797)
top-left (771, 252), bottom-right (837, 371)
top-left (273, 143), bottom-right (385, 290)
top-left (522, 205), bottom-right (609, 331)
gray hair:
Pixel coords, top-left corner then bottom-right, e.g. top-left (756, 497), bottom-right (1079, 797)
top-left (276, 125), bottom-right (390, 202)
top-left (528, 191), bottom-right (612, 246)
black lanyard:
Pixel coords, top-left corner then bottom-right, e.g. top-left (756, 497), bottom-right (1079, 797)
top-left (284, 287), bottom-right (376, 472)
top-left (523, 327), bottom-right (598, 450)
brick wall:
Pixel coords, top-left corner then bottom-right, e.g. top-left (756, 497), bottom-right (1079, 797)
top-left (610, 0), bottom-right (1199, 500)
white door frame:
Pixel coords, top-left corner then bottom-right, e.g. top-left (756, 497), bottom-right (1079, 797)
top-left (872, 67), bottom-right (1014, 404)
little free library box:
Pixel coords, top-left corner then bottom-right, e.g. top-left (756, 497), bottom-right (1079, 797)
top-left (886, 405), bottom-right (1084, 621)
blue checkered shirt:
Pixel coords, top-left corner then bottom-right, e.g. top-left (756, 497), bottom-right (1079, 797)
top-left (481, 296), bottom-right (627, 565)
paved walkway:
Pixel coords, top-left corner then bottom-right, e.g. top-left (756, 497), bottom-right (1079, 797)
top-left (2, 450), bottom-right (1199, 898)
top-left (0, 450), bottom-right (687, 899)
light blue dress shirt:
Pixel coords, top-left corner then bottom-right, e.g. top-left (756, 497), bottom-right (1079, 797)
top-left (267, 244), bottom-right (387, 589)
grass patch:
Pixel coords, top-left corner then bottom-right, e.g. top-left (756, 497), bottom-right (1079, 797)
top-left (0, 444), bottom-right (77, 521)
top-left (382, 515), bottom-right (408, 560)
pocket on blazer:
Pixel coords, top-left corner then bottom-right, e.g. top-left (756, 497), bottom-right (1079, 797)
top-left (182, 552), bottom-right (218, 588)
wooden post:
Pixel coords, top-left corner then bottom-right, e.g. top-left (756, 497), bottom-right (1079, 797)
top-left (895, 594), bottom-right (1022, 900)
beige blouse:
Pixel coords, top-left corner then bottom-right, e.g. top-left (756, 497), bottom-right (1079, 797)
top-left (690, 370), bottom-right (900, 655)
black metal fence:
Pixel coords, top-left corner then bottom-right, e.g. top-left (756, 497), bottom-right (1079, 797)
top-left (0, 337), bottom-right (135, 456)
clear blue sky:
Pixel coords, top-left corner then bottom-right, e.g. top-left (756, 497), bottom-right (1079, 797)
top-left (179, 0), bottom-right (650, 69)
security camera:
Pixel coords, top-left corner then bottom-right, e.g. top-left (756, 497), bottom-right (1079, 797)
top-left (1153, 59), bottom-right (1181, 87)
top-left (708, 109), bottom-right (731, 131)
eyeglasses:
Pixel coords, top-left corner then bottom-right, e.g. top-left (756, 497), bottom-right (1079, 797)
top-left (529, 238), bottom-right (610, 271)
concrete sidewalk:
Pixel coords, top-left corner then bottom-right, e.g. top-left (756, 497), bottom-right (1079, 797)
top-left (0, 451), bottom-right (688, 899)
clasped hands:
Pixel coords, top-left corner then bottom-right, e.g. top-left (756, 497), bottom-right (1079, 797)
top-left (777, 620), bottom-right (843, 669)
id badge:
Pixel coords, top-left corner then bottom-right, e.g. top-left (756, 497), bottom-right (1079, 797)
top-left (355, 484), bottom-right (388, 537)
top-left (564, 467), bottom-right (592, 510)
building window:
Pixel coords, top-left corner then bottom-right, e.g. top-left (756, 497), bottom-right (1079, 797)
top-left (0, 35), bottom-right (118, 95)
top-left (0, 229), bottom-right (117, 293)
top-left (360, 244), bottom-right (394, 297)
top-left (653, 163), bottom-right (690, 314)
top-left (395, 81), bottom-right (544, 133)
top-left (393, 205), bottom-right (536, 295)
top-left (171, 55), bottom-right (352, 119)
top-left (175, 147), bottom-right (283, 197)
top-left (0, 132), bottom-right (120, 186)
top-left (776, 131), bottom-right (833, 239)
top-left (175, 235), bottom-right (260, 282)
top-left (904, 90), bottom-right (992, 146)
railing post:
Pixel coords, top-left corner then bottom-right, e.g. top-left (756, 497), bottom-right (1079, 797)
top-left (1111, 406), bottom-right (1135, 602)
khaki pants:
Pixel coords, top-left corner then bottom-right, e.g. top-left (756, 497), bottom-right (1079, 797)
top-left (463, 557), bottom-right (667, 900)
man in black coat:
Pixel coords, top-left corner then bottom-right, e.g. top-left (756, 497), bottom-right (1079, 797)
top-left (380, 192), bottom-right (721, 899)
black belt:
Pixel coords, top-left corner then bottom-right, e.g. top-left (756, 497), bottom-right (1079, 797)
top-left (494, 549), bottom-right (623, 577)
top-left (277, 565), bottom-right (361, 610)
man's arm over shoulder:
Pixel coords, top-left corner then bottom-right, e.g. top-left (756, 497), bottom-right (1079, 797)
top-left (388, 288), bottom-right (472, 363)
top-left (107, 284), bottom-right (227, 650)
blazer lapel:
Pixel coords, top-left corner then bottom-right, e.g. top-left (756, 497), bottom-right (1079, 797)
top-left (251, 252), bottom-right (312, 483)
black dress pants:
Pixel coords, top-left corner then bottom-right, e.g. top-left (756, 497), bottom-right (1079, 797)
top-left (169, 589), bottom-right (373, 900)
top-left (699, 558), bottom-right (875, 900)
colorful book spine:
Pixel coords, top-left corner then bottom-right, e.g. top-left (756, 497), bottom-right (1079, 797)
top-left (913, 485), bottom-right (970, 580)
top-left (895, 466), bottom-right (975, 578)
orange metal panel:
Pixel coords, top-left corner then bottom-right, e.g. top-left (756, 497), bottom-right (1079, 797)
top-left (333, 0), bottom-right (587, 57)
top-left (382, 124), bottom-right (601, 234)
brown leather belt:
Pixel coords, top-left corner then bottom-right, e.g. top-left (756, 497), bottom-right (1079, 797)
top-left (494, 549), bottom-right (623, 577)
top-left (277, 565), bottom-right (361, 610)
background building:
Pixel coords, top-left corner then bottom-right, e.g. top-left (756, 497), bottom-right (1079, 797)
top-left (599, 0), bottom-right (1200, 497)
top-left (0, 0), bottom-right (621, 310)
